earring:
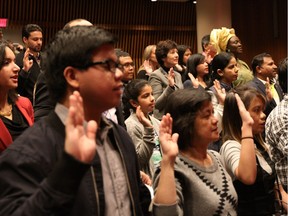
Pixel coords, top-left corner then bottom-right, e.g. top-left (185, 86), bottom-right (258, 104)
top-left (226, 49), bottom-right (230, 52)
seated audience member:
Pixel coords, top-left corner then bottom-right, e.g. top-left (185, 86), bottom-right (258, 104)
top-left (148, 39), bottom-right (183, 120)
top-left (137, 45), bottom-right (158, 80)
top-left (210, 27), bottom-right (253, 87)
top-left (220, 85), bottom-right (287, 215)
top-left (152, 88), bottom-right (237, 216)
top-left (0, 26), bottom-right (149, 215)
top-left (0, 41), bottom-right (34, 153)
top-left (123, 79), bottom-right (160, 179)
top-left (265, 57), bottom-right (288, 194)
top-left (15, 24), bottom-right (43, 103)
top-left (249, 52), bottom-right (284, 116)
top-left (33, 19), bottom-right (93, 121)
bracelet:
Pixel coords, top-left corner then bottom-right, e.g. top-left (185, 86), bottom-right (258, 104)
top-left (241, 136), bottom-right (253, 140)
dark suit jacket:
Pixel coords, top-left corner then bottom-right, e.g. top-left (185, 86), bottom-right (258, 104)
top-left (248, 77), bottom-right (284, 116)
top-left (0, 96), bottom-right (34, 152)
top-left (33, 72), bottom-right (56, 122)
top-left (15, 49), bottom-right (41, 103)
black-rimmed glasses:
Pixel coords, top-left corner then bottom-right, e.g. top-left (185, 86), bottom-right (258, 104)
top-left (76, 59), bottom-right (119, 73)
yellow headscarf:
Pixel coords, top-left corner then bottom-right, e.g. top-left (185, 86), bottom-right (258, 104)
top-left (210, 27), bottom-right (236, 54)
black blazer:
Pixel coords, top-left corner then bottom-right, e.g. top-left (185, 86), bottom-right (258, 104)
top-left (248, 77), bottom-right (284, 116)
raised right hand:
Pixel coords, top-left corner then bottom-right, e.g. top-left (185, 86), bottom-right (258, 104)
top-left (159, 113), bottom-right (179, 160)
top-left (65, 91), bottom-right (97, 164)
top-left (235, 93), bottom-right (254, 126)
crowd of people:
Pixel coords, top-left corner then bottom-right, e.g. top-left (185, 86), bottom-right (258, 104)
top-left (0, 21), bottom-right (287, 216)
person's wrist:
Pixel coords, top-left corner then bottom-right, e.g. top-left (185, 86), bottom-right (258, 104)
top-left (22, 67), bottom-right (29, 73)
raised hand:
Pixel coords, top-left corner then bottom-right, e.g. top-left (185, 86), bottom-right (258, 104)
top-left (235, 93), bottom-right (254, 126)
top-left (65, 91), bottom-right (97, 164)
top-left (213, 80), bottom-right (226, 105)
top-left (135, 106), bottom-right (153, 128)
top-left (188, 72), bottom-right (199, 88)
top-left (265, 77), bottom-right (273, 102)
top-left (159, 113), bottom-right (179, 160)
top-left (143, 60), bottom-right (153, 75)
top-left (22, 48), bottom-right (33, 72)
top-left (167, 68), bottom-right (175, 87)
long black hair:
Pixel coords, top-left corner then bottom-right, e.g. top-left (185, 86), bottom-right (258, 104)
top-left (122, 79), bottom-right (150, 120)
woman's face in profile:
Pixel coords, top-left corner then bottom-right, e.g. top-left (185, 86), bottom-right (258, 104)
top-left (227, 36), bottom-right (243, 54)
top-left (193, 101), bottom-right (219, 144)
top-left (247, 96), bottom-right (266, 135)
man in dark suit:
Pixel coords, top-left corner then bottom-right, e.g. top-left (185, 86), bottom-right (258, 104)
top-left (249, 52), bottom-right (284, 116)
top-left (15, 24), bottom-right (43, 103)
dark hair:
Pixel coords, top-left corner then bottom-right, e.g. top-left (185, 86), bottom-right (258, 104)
top-left (251, 52), bottom-right (272, 75)
top-left (156, 39), bottom-right (178, 67)
top-left (185, 53), bottom-right (210, 84)
top-left (43, 26), bottom-right (117, 102)
top-left (222, 85), bottom-right (266, 146)
top-left (210, 52), bottom-right (234, 84)
top-left (177, 44), bottom-right (191, 66)
top-left (165, 88), bottom-right (211, 151)
top-left (122, 79), bottom-right (149, 119)
top-left (115, 49), bottom-right (131, 64)
top-left (201, 34), bottom-right (210, 51)
top-left (278, 57), bottom-right (288, 93)
top-left (0, 42), bottom-right (18, 103)
top-left (22, 24), bottom-right (42, 39)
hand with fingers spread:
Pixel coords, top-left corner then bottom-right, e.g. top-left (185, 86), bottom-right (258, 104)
top-left (188, 72), bottom-right (199, 89)
top-left (168, 68), bottom-right (175, 87)
top-left (213, 79), bottom-right (226, 105)
top-left (65, 91), bottom-right (97, 164)
top-left (265, 77), bottom-right (273, 102)
top-left (135, 106), bottom-right (153, 128)
top-left (22, 48), bottom-right (34, 72)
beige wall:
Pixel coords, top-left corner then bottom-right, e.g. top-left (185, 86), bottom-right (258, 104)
top-left (196, 0), bottom-right (231, 53)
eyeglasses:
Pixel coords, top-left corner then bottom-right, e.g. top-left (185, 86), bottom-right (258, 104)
top-left (119, 62), bottom-right (135, 68)
top-left (76, 59), bottom-right (119, 73)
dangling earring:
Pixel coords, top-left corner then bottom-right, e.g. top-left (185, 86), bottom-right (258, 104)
top-left (226, 49), bottom-right (230, 52)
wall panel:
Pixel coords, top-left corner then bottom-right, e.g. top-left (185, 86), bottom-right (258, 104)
top-left (231, 0), bottom-right (287, 66)
top-left (1, 0), bottom-right (196, 72)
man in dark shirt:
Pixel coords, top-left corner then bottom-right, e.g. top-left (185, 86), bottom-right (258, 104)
top-left (15, 24), bottom-right (43, 103)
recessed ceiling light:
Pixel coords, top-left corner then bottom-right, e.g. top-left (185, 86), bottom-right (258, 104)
top-left (193, 1), bottom-right (197, 3)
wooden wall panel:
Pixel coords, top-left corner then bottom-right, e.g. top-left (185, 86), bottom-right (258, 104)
top-left (1, 0), bottom-right (196, 72)
top-left (231, 0), bottom-right (287, 66)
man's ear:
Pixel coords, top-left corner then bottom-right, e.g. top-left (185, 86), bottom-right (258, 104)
top-left (22, 37), bottom-right (28, 44)
top-left (129, 99), bottom-right (138, 108)
top-left (256, 65), bottom-right (262, 74)
top-left (63, 66), bottom-right (80, 89)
